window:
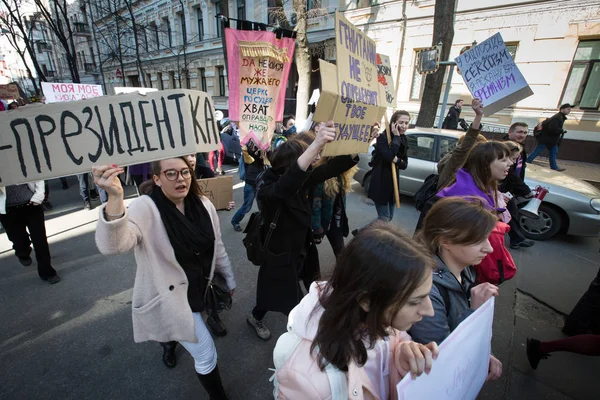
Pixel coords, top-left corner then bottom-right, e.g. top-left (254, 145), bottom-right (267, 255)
top-left (157, 72), bottom-right (164, 90)
top-left (179, 13), bottom-right (187, 44)
top-left (215, 1), bottom-right (222, 38)
top-left (150, 22), bottom-right (159, 50)
top-left (237, 0), bottom-right (246, 20)
top-left (199, 67), bottom-right (207, 91)
top-left (163, 17), bottom-right (172, 47)
top-left (407, 135), bottom-right (436, 161)
top-left (217, 66), bottom-right (225, 95)
top-left (146, 73), bottom-right (152, 88)
top-left (169, 71), bottom-right (176, 89)
top-left (307, 0), bottom-right (315, 11)
top-left (196, 7), bottom-right (204, 41)
top-left (410, 50), bottom-right (425, 101)
top-left (505, 43), bottom-right (518, 60)
top-left (561, 40), bottom-right (600, 109)
top-left (438, 137), bottom-right (457, 161)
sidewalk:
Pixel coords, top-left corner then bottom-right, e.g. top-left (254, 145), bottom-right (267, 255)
top-left (530, 158), bottom-right (600, 188)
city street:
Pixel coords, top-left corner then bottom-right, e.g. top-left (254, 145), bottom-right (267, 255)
top-left (1, 170), bottom-right (598, 400)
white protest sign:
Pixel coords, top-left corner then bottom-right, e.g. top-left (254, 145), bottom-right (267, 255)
top-left (376, 53), bottom-right (396, 109)
top-left (0, 89), bottom-right (220, 186)
top-left (397, 297), bottom-right (495, 400)
top-left (313, 11), bottom-right (386, 157)
top-left (455, 33), bottom-right (533, 116)
top-left (42, 82), bottom-right (104, 103)
top-left (114, 87), bottom-right (159, 95)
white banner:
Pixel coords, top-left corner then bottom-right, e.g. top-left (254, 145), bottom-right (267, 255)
top-left (397, 297), bottom-right (495, 400)
top-left (42, 82), bottom-right (104, 103)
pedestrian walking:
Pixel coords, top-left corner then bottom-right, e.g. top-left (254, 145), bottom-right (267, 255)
top-left (231, 140), bottom-right (265, 232)
top-left (442, 99), bottom-right (468, 130)
top-left (247, 122), bottom-right (358, 341)
top-left (78, 173), bottom-right (107, 210)
top-left (94, 157), bottom-right (235, 400)
top-left (411, 197), bottom-right (502, 381)
top-left (527, 103), bottom-right (572, 171)
top-left (526, 334), bottom-right (600, 370)
top-left (0, 181), bottom-right (60, 284)
top-left (273, 221), bottom-right (439, 399)
top-left (367, 110), bottom-right (410, 222)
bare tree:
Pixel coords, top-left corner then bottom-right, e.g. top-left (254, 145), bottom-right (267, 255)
top-left (415, 0), bottom-right (456, 127)
top-left (0, 0), bottom-right (47, 92)
top-left (34, 0), bottom-right (81, 83)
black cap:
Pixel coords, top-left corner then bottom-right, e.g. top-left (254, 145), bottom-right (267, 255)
top-left (559, 103), bottom-right (573, 110)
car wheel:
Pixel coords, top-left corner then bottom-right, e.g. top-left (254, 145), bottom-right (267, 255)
top-left (518, 203), bottom-right (563, 240)
top-left (362, 173), bottom-right (372, 194)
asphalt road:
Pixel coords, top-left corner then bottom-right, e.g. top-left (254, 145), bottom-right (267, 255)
top-left (0, 172), bottom-right (598, 400)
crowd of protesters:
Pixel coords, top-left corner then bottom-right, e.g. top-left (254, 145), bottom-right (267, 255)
top-left (2, 95), bottom-right (596, 400)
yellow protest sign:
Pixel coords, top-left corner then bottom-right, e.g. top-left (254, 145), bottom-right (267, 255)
top-left (314, 11), bottom-right (386, 157)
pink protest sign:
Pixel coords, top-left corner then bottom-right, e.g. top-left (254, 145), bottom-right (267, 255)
top-left (225, 29), bottom-right (295, 149)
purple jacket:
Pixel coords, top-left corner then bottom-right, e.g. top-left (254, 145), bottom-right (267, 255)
top-left (437, 169), bottom-right (502, 211)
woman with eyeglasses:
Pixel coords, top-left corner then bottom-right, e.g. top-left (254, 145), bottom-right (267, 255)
top-left (93, 157), bottom-right (236, 400)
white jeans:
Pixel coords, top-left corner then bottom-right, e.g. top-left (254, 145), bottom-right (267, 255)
top-left (179, 312), bottom-right (218, 374)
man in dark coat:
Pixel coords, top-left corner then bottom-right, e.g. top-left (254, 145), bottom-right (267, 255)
top-left (442, 99), bottom-right (465, 130)
top-left (527, 104), bottom-right (572, 171)
top-left (501, 122), bottom-right (535, 249)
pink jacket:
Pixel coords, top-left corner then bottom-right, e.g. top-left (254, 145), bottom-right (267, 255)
top-left (275, 283), bottom-right (411, 400)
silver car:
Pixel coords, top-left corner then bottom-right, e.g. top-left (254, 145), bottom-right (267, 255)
top-left (355, 128), bottom-right (600, 240)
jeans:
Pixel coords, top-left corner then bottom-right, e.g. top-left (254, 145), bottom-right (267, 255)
top-left (527, 144), bottom-right (559, 170)
top-left (0, 204), bottom-right (57, 278)
top-left (78, 173), bottom-right (108, 203)
top-left (375, 201), bottom-right (395, 222)
top-left (231, 183), bottom-right (256, 226)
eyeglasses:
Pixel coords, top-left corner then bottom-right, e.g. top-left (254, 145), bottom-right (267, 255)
top-left (162, 168), bottom-right (193, 181)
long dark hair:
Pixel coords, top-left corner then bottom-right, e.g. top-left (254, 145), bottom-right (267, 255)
top-left (459, 141), bottom-right (510, 206)
top-left (138, 157), bottom-right (204, 198)
top-left (418, 197), bottom-right (497, 256)
top-left (311, 221), bottom-right (435, 371)
top-left (269, 138), bottom-right (308, 174)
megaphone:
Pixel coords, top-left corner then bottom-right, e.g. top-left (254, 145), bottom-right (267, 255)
top-left (520, 186), bottom-right (549, 219)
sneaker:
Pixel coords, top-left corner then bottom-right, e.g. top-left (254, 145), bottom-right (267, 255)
top-left (83, 201), bottom-right (91, 210)
top-left (518, 239), bottom-right (535, 248)
top-left (207, 314), bottom-right (227, 337)
top-left (555, 168), bottom-right (566, 172)
top-left (247, 314), bottom-right (271, 341)
top-left (18, 256), bottom-right (33, 266)
top-left (232, 223), bottom-right (242, 232)
top-left (526, 338), bottom-right (549, 370)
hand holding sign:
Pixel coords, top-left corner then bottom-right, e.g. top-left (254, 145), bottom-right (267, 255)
top-left (395, 341), bottom-right (439, 379)
top-left (487, 355), bottom-right (503, 381)
top-left (470, 283), bottom-right (499, 310)
top-left (93, 164), bottom-right (125, 198)
top-left (315, 121), bottom-right (336, 147)
top-left (472, 98), bottom-right (484, 116)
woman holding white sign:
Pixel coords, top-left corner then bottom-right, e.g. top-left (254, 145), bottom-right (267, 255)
top-left (272, 221), bottom-right (440, 399)
top-left (411, 197), bottom-right (503, 381)
top-left (93, 157), bottom-right (235, 400)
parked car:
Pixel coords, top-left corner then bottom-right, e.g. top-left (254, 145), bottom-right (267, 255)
top-left (355, 128), bottom-right (600, 240)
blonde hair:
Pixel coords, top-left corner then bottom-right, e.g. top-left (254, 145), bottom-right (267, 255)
top-left (504, 140), bottom-right (522, 155)
top-left (318, 157), bottom-right (358, 198)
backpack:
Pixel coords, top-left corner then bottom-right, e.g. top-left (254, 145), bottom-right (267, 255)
top-left (533, 118), bottom-right (549, 137)
top-left (475, 221), bottom-right (517, 284)
top-left (243, 206), bottom-right (282, 266)
top-left (414, 174), bottom-right (440, 211)
top-left (272, 331), bottom-right (348, 399)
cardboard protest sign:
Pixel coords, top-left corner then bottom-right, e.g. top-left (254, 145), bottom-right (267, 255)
top-left (314, 11), bottom-right (386, 157)
top-left (42, 82), bottom-right (104, 103)
top-left (197, 175), bottom-right (233, 210)
top-left (225, 29), bottom-right (295, 149)
top-left (0, 89), bottom-right (220, 186)
top-left (397, 297), bottom-right (495, 400)
top-left (115, 87), bottom-right (159, 95)
top-left (0, 83), bottom-right (20, 99)
top-left (377, 53), bottom-right (396, 108)
top-left (455, 33), bottom-right (533, 116)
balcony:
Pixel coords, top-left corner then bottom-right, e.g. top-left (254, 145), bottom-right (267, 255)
top-left (36, 42), bottom-right (52, 52)
top-left (74, 22), bottom-right (91, 36)
top-left (84, 63), bottom-right (96, 74)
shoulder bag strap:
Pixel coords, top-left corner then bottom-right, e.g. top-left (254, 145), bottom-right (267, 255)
top-left (261, 205), bottom-right (282, 251)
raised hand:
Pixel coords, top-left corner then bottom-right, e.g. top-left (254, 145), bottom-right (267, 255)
top-left (470, 282), bottom-right (499, 310)
top-left (92, 164), bottom-right (125, 199)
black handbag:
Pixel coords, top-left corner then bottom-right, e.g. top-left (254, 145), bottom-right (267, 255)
top-left (204, 272), bottom-right (232, 315)
top-left (243, 206), bottom-right (282, 266)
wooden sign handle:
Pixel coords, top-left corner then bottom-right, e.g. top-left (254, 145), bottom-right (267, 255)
top-left (384, 114), bottom-right (401, 209)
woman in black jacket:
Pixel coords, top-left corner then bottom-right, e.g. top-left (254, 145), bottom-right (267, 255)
top-left (246, 122), bottom-right (359, 341)
top-left (367, 110), bottom-right (410, 222)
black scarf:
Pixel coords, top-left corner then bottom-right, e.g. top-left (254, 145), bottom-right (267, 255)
top-left (150, 185), bottom-right (215, 311)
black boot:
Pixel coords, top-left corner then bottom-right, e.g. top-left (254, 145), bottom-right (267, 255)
top-left (206, 313), bottom-right (227, 337)
top-left (160, 341), bottom-right (177, 368)
top-left (196, 364), bottom-right (228, 400)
